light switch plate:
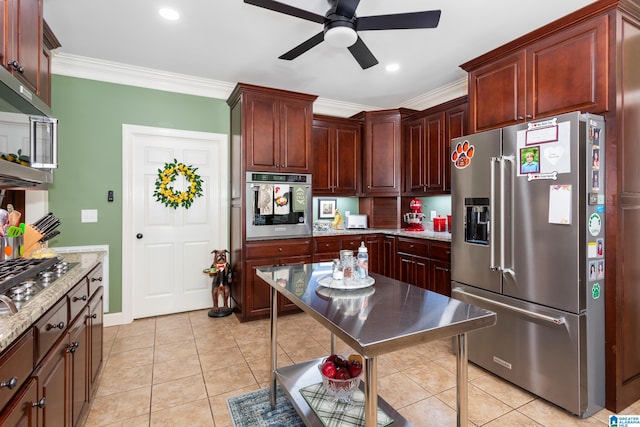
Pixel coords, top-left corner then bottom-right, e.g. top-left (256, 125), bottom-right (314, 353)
top-left (430, 210), bottom-right (437, 221)
top-left (81, 209), bottom-right (98, 223)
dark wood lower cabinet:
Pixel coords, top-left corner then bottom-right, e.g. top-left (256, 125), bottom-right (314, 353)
top-left (0, 377), bottom-right (38, 427)
top-left (0, 262), bottom-right (104, 427)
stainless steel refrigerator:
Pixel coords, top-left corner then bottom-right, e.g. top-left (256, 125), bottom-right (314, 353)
top-left (450, 111), bottom-right (605, 418)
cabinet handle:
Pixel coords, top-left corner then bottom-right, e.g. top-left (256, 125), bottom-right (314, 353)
top-left (1, 376), bottom-right (18, 389)
top-left (517, 116), bottom-right (524, 120)
top-left (90, 313), bottom-right (97, 319)
top-left (525, 114), bottom-right (532, 119)
top-left (91, 277), bottom-right (103, 282)
top-left (278, 247), bottom-right (283, 252)
top-left (73, 295), bottom-right (88, 302)
top-left (32, 397), bottom-right (46, 409)
top-left (8, 60), bottom-right (24, 74)
top-left (46, 321), bottom-right (65, 331)
top-left (67, 342), bottom-right (80, 354)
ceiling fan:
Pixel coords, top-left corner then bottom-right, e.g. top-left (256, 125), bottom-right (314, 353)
top-left (244, 0), bottom-right (441, 69)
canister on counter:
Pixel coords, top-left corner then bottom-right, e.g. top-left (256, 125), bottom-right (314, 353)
top-left (340, 249), bottom-right (354, 279)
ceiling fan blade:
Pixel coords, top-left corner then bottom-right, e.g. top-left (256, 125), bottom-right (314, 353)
top-left (279, 31), bottom-right (325, 60)
top-left (357, 10), bottom-right (441, 31)
top-left (334, 0), bottom-right (361, 18)
top-left (347, 37), bottom-right (378, 69)
top-left (244, 0), bottom-right (324, 24)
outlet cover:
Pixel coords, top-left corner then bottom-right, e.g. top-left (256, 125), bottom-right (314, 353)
top-left (81, 209), bottom-right (98, 223)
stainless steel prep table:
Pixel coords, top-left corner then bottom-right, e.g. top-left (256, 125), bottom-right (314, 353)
top-left (256, 262), bottom-right (496, 427)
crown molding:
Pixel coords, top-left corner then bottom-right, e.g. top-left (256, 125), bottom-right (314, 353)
top-left (51, 52), bottom-right (466, 116)
top-left (400, 78), bottom-right (468, 111)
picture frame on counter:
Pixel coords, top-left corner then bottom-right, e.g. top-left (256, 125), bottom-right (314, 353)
top-left (318, 198), bottom-right (337, 219)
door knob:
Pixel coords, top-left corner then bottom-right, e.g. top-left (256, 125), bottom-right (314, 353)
top-left (136, 233), bottom-right (143, 239)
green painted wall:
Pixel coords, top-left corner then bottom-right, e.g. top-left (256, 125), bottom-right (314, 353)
top-left (48, 75), bottom-right (230, 313)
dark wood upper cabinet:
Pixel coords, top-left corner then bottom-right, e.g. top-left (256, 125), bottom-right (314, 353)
top-left (464, 14), bottom-right (608, 132)
top-left (359, 109), bottom-right (415, 196)
top-left (227, 83), bottom-right (317, 174)
top-left (312, 115), bottom-right (361, 196)
top-left (403, 97), bottom-right (467, 194)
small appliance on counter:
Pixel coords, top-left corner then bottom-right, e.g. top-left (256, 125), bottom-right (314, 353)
top-left (403, 198), bottom-right (425, 231)
top-left (345, 214), bottom-right (367, 230)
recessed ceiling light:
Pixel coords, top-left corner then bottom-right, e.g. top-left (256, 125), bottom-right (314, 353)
top-left (159, 7), bottom-right (180, 21)
top-left (386, 63), bottom-right (400, 72)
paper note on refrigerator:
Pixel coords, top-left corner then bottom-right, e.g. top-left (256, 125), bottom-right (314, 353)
top-left (548, 185), bottom-right (572, 224)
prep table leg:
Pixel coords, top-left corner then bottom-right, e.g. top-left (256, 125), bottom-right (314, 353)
top-left (456, 333), bottom-right (468, 427)
top-left (270, 286), bottom-right (278, 408)
top-left (363, 356), bottom-right (378, 427)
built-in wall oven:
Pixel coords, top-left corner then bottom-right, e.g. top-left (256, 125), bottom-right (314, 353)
top-left (245, 172), bottom-right (312, 240)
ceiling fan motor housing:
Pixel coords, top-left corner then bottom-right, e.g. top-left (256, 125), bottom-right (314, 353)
top-left (324, 14), bottom-right (357, 47)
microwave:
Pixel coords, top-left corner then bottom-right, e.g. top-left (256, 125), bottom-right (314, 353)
top-left (245, 172), bottom-right (312, 240)
top-left (0, 111), bottom-right (57, 188)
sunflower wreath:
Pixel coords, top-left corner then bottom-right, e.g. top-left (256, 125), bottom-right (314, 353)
top-left (153, 159), bottom-right (203, 209)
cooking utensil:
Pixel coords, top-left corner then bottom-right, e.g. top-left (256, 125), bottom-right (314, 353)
top-left (6, 226), bottom-right (23, 237)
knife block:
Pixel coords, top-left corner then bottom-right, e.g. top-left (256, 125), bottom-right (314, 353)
top-left (22, 224), bottom-right (43, 258)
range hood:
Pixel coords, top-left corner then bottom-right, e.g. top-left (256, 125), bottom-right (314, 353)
top-left (0, 64), bottom-right (52, 117)
top-left (0, 160), bottom-right (51, 189)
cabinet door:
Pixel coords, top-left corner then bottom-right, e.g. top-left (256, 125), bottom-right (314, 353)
top-left (430, 259), bottom-right (451, 296)
top-left (468, 51), bottom-right (526, 132)
top-left (244, 92), bottom-right (279, 171)
top-left (364, 235), bottom-right (381, 275)
top-left (444, 103), bottom-right (467, 192)
top-left (279, 97), bottom-right (312, 173)
top-left (311, 123), bottom-right (333, 194)
top-left (397, 254), bottom-right (415, 286)
top-left (333, 125), bottom-right (360, 195)
top-left (68, 309), bottom-right (88, 427)
top-left (244, 258), bottom-right (275, 319)
top-left (14, 0), bottom-right (40, 93)
top-left (0, 377), bottom-right (38, 427)
top-left (88, 289), bottom-right (104, 395)
top-left (404, 117), bottom-right (425, 193)
top-left (527, 15), bottom-right (608, 118)
top-left (33, 337), bottom-right (69, 427)
top-left (425, 112), bottom-right (445, 192)
top-left (382, 236), bottom-right (396, 279)
top-left (363, 112), bottom-right (402, 195)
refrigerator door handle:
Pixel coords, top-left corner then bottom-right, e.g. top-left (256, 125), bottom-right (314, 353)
top-left (452, 287), bottom-right (566, 325)
top-left (500, 155), bottom-right (515, 276)
top-left (490, 157), bottom-right (499, 271)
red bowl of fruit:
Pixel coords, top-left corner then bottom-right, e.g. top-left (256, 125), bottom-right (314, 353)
top-left (318, 354), bottom-right (363, 402)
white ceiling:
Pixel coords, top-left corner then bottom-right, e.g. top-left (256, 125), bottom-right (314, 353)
top-left (43, 0), bottom-right (596, 112)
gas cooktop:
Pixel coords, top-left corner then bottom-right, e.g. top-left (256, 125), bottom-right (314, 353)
top-left (0, 257), bottom-right (77, 314)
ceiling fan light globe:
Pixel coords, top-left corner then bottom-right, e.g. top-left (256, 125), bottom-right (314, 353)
top-left (325, 26), bottom-right (358, 48)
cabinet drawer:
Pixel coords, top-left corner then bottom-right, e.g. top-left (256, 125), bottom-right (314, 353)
top-left (341, 237), bottom-right (363, 251)
top-left (314, 238), bottom-right (340, 254)
top-left (246, 239), bottom-right (312, 259)
top-left (0, 329), bottom-right (34, 411)
top-left (397, 238), bottom-right (429, 256)
top-left (68, 280), bottom-right (90, 322)
top-left (87, 263), bottom-right (104, 296)
top-left (34, 298), bottom-right (67, 364)
top-left (430, 242), bottom-right (451, 261)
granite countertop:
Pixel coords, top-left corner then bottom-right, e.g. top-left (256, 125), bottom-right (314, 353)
top-left (0, 251), bottom-right (107, 352)
top-left (313, 227), bottom-right (452, 243)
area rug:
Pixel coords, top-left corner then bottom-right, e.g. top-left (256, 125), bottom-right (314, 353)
top-left (227, 386), bottom-right (305, 427)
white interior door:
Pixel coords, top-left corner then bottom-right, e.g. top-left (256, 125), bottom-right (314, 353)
top-left (123, 125), bottom-right (228, 320)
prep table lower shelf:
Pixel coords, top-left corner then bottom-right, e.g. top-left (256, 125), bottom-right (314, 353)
top-left (275, 358), bottom-right (411, 426)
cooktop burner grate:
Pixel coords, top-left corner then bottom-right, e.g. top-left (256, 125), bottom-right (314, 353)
top-left (0, 257), bottom-right (62, 294)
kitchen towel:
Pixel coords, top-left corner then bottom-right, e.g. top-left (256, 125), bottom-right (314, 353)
top-left (274, 185), bottom-right (290, 215)
top-left (258, 184), bottom-right (274, 215)
top-left (292, 185), bottom-right (306, 212)
top-left (300, 382), bottom-right (393, 427)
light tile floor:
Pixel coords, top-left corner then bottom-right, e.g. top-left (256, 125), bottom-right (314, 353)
top-left (85, 310), bottom-right (638, 426)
